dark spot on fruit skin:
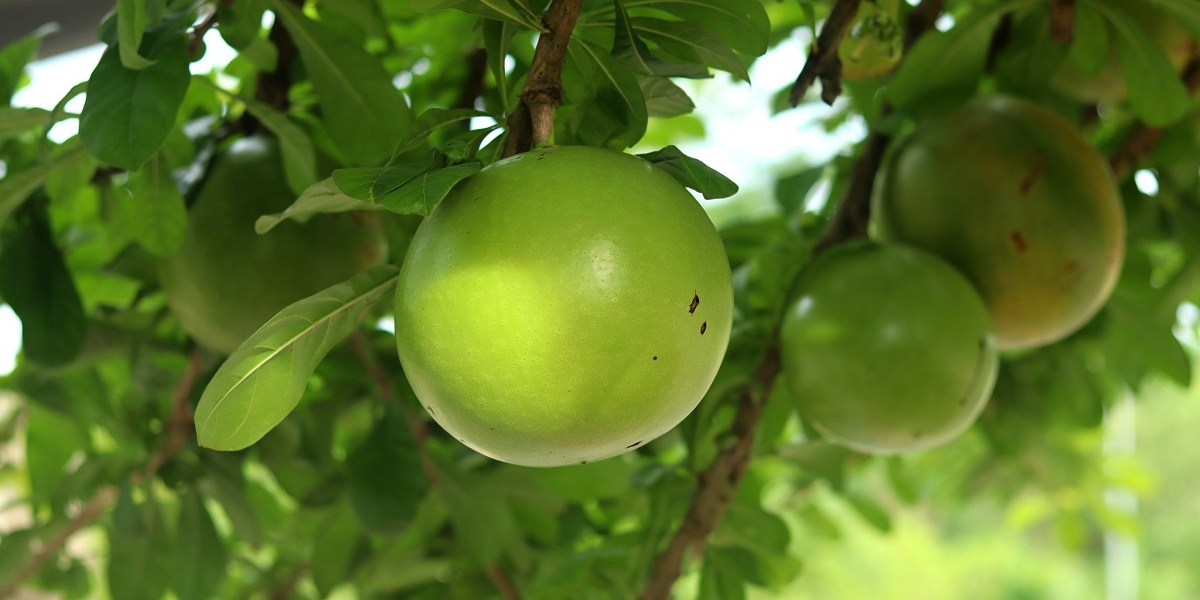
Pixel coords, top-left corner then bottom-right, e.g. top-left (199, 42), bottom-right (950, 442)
top-left (1010, 230), bottom-right (1028, 253)
top-left (653, 356), bottom-right (658, 361)
top-left (425, 405), bottom-right (435, 415)
top-left (689, 294), bottom-right (700, 314)
top-left (580, 460), bottom-right (588, 465)
top-left (1063, 259), bottom-right (1082, 276)
top-left (626, 440), bottom-right (643, 448)
top-left (913, 431), bottom-right (923, 439)
top-left (700, 322), bottom-right (707, 335)
top-left (1019, 154), bottom-right (1044, 194)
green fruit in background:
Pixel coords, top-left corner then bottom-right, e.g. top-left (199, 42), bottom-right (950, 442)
top-left (838, 0), bottom-right (903, 80)
top-left (160, 136), bottom-right (386, 354)
top-left (872, 96), bottom-right (1125, 350)
top-left (781, 242), bottom-right (999, 455)
top-left (1051, 0), bottom-right (1195, 102)
top-left (394, 145), bottom-right (733, 467)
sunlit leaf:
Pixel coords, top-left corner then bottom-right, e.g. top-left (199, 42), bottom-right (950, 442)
top-left (256, 178), bottom-right (376, 234)
top-left (638, 145), bottom-right (738, 199)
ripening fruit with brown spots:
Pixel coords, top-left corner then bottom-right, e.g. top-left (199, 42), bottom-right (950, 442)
top-left (871, 96), bottom-right (1126, 350)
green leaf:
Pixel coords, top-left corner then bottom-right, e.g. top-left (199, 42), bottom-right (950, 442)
top-left (0, 107), bottom-right (49, 145)
top-left (886, 0), bottom-right (1035, 114)
top-left (0, 204), bottom-right (87, 366)
top-left (482, 20), bottom-right (515, 113)
top-left (108, 486), bottom-right (173, 600)
top-left (195, 265), bottom-right (400, 450)
top-left (389, 107), bottom-right (492, 161)
top-left (0, 25), bottom-right (51, 105)
top-left (612, 0), bottom-right (709, 78)
top-left (698, 547), bottom-right (748, 600)
top-left (117, 0), bottom-right (156, 69)
top-left (0, 144), bottom-right (88, 229)
top-left (347, 402), bottom-right (430, 533)
top-left (271, 0), bottom-right (411, 165)
top-left (1066, 2), bottom-right (1110, 75)
top-left (255, 178), bottom-right (375, 234)
top-left (378, 163), bottom-right (481, 216)
top-left (172, 490), bottom-right (229, 600)
top-left (311, 502), bottom-right (363, 595)
top-left (79, 32), bottom-right (190, 170)
top-left (239, 96), bottom-right (318, 195)
top-left (845, 492), bottom-right (892, 533)
top-left (534, 459), bottom-right (636, 502)
top-left (411, 0), bottom-right (547, 32)
top-left (0, 530), bottom-right (35, 583)
top-left (439, 468), bottom-right (521, 565)
top-left (333, 155), bottom-right (436, 204)
top-left (633, 18), bottom-right (748, 81)
top-left (217, 0), bottom-right (268, 49)
top-left (622, 0), bottom-right (769, 56)
top-left (559, 38), bottom-right (647, 149)
top-left (637, 145), bottom-right (738, 199)
top-left (1097, 0), bottom-right (1191, 126)
top-left (1149, 0), bottom-right (1200, 37)
top-left (640, 77), bottom-right (695, 118)
top-left (25, 405), bottom-right (89, 510)
top-left (126, 152), bottom-right (187, 256)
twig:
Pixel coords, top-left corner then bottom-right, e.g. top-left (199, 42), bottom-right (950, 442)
top-left (814, 127), bottom-right (892, 253)
top-left (487, 564), bottom-right (521, 600)
top-left (255, 0), bottom-right (305, 112)
top-left (456, 48), bottom-right (490, 110)
top-left (502, 0), bottom-right (584, 157)
top-left (789, 0), bottom-right (863, 106)
top-left (0, 350), bottom-right (205, 598)
top-left (1049, 0), bottom-right (1076, 45)
top-left (188, 5), bottom-right (221, 60)
top-left (1110, 57), bottom-right (1200, 179)
top-left (268, 562), bottom-right (310, 600)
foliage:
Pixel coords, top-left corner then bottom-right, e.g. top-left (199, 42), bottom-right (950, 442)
top-left (0, 0), bottom-right (1198, 598)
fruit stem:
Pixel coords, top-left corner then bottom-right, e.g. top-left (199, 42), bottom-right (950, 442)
top-left (502, 0), bottom-right (584, 157)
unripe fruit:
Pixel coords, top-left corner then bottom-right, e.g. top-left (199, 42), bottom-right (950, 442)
top-left (781, 242), bottom-right (999, 454)
top-left (394, 146), bottom-right (734, 467)
top-left (872, 96), bottom-right (1125, 350)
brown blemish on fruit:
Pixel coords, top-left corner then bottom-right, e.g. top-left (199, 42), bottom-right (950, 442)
top-left (1019, 154), bottom-right (1044, 195)
top-left (700, 322), bottom-right (707, 335)
top-left (1063, 259), bottom-right (1082, 276)
top-left (626, 440), bottom-right (643, 448)
top-left (426, 405), bottom-right (435, 415)
top-left (689, 294), bottom-right (700, 314)
top-left (653, 356), bottom-right (658, 361)
top-left (1010, 230), bottom-right (1028, 253)
top-left (580, 460), bottom-right (588, 465)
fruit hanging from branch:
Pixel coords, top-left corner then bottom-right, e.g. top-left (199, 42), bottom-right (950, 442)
top-left (393, 145), bottom-right (734, 467)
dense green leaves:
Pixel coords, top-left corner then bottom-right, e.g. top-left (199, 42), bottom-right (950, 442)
top-left (347, 402), bottom-right (430, 532)
top-left (172, 490), bottom-right (229, 600)
top-left (125, 153), bottom-right (187, 256)
top-left (108, 486), bottom-right (173, 600)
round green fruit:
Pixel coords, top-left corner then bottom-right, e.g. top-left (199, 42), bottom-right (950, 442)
top-left (160, 136), bottom-right (386, 354)
top-left (781, 242), bottom-right (999, 455)
top-left (872, 96), bottom-right (1125, 350)
top-left (1051, 0), bottom-right (1194, 103)
top-left (394, 145), bottom-right (734, 467)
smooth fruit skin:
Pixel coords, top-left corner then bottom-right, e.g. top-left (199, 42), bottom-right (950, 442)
top-left (781, 242), bottom-right (999, 455)
top-left (872, 96), bottom-right (1125, 350)
top-left (160, 136), bottom-right (385, 353)
top-left (394, 145), bottom-right (733, 467)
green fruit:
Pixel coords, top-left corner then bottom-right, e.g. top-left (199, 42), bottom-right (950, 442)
top-left (838, 0), bottom-right (903, 80)
top-left (160, 136), bottom-right (385, 354)
top-left (872, 96), bottom-right (1125, 350)
top-left (394, 145), bottom-right (733, 467)
top-left (781, 242), bottom-right (999, 455)
top-left (1051, 0), bottom-right (1194, 102)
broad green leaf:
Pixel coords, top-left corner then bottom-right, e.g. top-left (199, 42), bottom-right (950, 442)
top-left (271, 0), bottom-right (411, 166)
top-left (311, 503), bottom-right (363, 595)
top-left (256, 178), bottom-right (375, 234)
top-left (637, 145), bottom-right (738, 199)
top-left (993, 7), bottom-right (1067, 90)
top-left (640, 77), bottom-right (695, 118)
top-left (25, 405), bottom-right (89, 510)
top-left (698, 547), bottom-right (748, 600)
top-left (333, 155), bottom-right (436, 204)
top-left (1096, 0), bottom-right (1191, 126)
top-left (0, 204), bottom-right (87, 366)
top-left (482, 20), bottom-right (515, 112)
top-left (0, 25), bottom-right (52, 105)
top-left (347, 402), bottom-right (429, 533)
top-left (126, 152), bottom-right (186, 256)
top-left (199, 461), bottom-right (264, 547)
top-left (217, 0), bottom-right (268, 49)
top-left (1149, 0), bottom-right (1200, 37)
top-left (239, 96), bottom-right (318, 195)
top-left (378, 163), bottom-right (481, 216)
top-left (195, 265), bottom-right (400, 450)
top-left (172, 490), bottom-right (228, 600)
top-left (117, 0), bottom-right (156, 69)
top-left (79, 32), bottom-right (190, 170)
top-left (622, 0), bottom-right (769, 56)
top-left (0, 530), bottom-right (35, 583)
top-left (389, 107), bottom-right (492, 161)
top-left (0, 107), bottom-right (49, 145)
top-left (559, 38), bottom-right (647, 149)
top-left (845, 492), bottom-right (892, 533)
top-left (633, 17), bottom-right (748, 81)
top-left (439, 468), bottom-right (521, 565)
top-left (774, 165), bottom-right (825, 214)
top-left (534, 459), bottom-right (636, 502)
top-left (1067, 2), bottom-right (1110, 75)
top-left (612, 0), bottom-right (709, 78)
top-left (108, 486), bottom-right (173, 600)
top-left (886, 0), bottom-right (1036, 114)
top-left (411, 0), bottom-right (546, 32)
top-left (0, 144), bottom-right (88, 230)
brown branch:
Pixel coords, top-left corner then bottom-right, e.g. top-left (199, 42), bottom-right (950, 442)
top-left (255, 0), bottom-right (305, 112)
top-left (268, 563), bottom-right (310, 600)
top-left (789, 0), bottom-right (863, 107)
top-left (502, 0), bottom-right (584, 157)
top-left (0, 350), bottom-right (204, 598)
top-left (1049, 0), bottom-right (1076, 45)
top-left (487, 564), bottom-right (521, 600)
top-left (814, 127), bottom-right (892, 253)
top-left (903, 0), bottom-right (945, 49)
top-left (1110, 57), bottom-right (1200, 179)
top-left (455, 48), bottom-right (490, 110)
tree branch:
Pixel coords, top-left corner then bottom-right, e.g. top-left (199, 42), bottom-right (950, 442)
top-left (1049, 0), bottom-right (1076, 45)
top-left (502, 0), bottom-right (584, 157)
top-left (487, 564), bottom-right (521, 600)
top-left (255, 0), bottom-right (305, 113)
top-left (1110, 57), bottom-right (1200, 179)
top-left (188, 4), bottom-right (222, 60)
top-left (789, 0), bottom-right (863, 106)
top-left (456, 48), bottom-right (490, 110)
top-left (0, 350), bottom-right (204, 598)
top-left (814, 127), bottom-right (892, 253)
